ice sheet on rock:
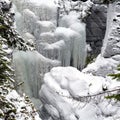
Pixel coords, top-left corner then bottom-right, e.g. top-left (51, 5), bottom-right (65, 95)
top-left (59, 12), bottom-right (80, 28)
top-left (12, 0), bottom-right (87, 70)
top-left (44, 104), bottom-right (60, 119)
top-left (40, 40), bottom-right (65, 60)
top-left (23, 32), bottom-right (35, 44)
top-left (17, 0), bottom-right (57, 22)
top-left (34, 21), bottom-right (56, 40)
top-left (101, 1), bottom-right (120, 57)
top-left (13, 51), bottom-right (60, 98)
top-left (39, 32), bottom-right (56, 44)
top-left (54, 25), bottom-right (86, 69)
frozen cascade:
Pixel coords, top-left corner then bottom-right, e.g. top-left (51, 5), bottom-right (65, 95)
top-left (13, 51), bottom-right (60, 102)
top-left (11, 0), bottom-right (93, 117)
top-left (102, 1), bottom-right (120, 57)
top-left (11, 0), bottom-right (91, 69)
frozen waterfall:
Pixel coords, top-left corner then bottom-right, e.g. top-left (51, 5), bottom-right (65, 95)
top-left (11, 0), bottom-right (92, 115)
top-left (12, 0), bottom-right (87, 70)
top-left (13, 50), bottom-right (60, 111)
top-left (13, 51), bottom-right (60, 98)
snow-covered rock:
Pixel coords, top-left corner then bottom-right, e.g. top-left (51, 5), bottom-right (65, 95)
top-left (83, 54), bottom-right (120, 77)
top-left (39, 67), bottom-right (120, 120)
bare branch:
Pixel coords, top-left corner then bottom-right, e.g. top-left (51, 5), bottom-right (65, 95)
top-left (56, 87), bottom-right (120, 102)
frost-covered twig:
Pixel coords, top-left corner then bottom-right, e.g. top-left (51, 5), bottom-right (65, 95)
top-left (56, 87), bottom-right (120, 102)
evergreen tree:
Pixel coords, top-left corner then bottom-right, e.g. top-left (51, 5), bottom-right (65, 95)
top-left (0, 36), bottom-right (14, 85)
top-left (0, 35), bottom-right (16, 119)
top-left (0, 1), bottom-right (36, 119)
top-left (107, 65), bottom-right (120, 101)
top-left (0, 0), bottom-right (34, 50)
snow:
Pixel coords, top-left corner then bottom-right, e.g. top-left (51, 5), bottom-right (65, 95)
top-left (82, 54), bottom-right (120, 77)
top-left (6, 90), bottom-right (42, 120)
top-left (40, 66), bottom-right (120, 120)
top-left (0, 0), bottom-right (11, 4)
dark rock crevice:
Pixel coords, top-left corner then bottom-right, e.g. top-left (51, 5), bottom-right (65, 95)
top-left (86, 4), bottom-right (107, 55)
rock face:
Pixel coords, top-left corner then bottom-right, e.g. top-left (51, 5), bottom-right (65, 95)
top-left (102, 0), bottom-right (120, 57)
top-left (84, 0), bottom-right (120, 77)
top-left (86, 4), bottom-right (107, 55)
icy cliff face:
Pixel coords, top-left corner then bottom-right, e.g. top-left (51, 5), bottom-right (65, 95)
top-left (102, 1), bottom-right (120, 57)
top-left (11, 0), bottom-right (120, 120)
top-left (83, 0), bottom-right (120, 77)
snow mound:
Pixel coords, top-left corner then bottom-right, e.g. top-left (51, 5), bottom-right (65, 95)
top-left (83, 54), bottom-right (120, 77)
top-left (40, 66), bottom-right (120, 120)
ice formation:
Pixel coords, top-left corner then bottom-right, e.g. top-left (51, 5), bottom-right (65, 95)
top-left (39, 1), bottom-right (120, 120)
top-left (13, 51), bottom-right (60, 111)
top-left (11, 0), bottom-right (92, 69)
top-left (11, 0), bottom-right (92, 109)
top-left (13, 51), bottom-right (60, 98)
